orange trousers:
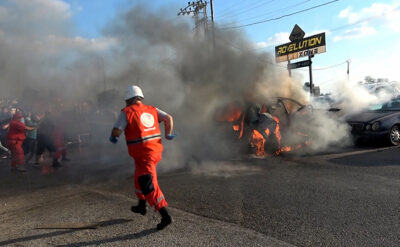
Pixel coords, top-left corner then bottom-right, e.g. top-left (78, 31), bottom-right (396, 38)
top-left (52, 128), bottom-right (66, 159)
top-left (131, 151), bottom-right (168, 211)
top-left (6, 139), bottom-right (24, 167)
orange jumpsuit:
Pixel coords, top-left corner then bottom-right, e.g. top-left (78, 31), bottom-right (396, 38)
top-left (6, 114), bottom-right (26, 167)
top-left (123, 102), bottom-right (168, 211)
top-left (52, 127), bottom-right (66, 160)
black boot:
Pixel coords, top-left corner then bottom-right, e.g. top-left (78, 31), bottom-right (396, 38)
top-left (131, 200), bottom-right (146, 215)
top-left (62, 156), bottom-right (70, 162)
top-left (157, 207), bottom-right (172, 230)
top-left (52, 158), bottom-right (61, 168)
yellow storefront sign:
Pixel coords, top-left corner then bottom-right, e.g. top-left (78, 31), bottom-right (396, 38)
top-left (275, 33), bottom-right (326, 63)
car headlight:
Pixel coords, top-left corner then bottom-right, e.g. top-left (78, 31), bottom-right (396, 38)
top-left (365, 124), bottom-right (371, 130)
top-left (371, 122), bottom-right (380, 131)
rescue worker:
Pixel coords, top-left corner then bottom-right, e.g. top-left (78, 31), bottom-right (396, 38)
top-left (52, 121), bottom-right (70, 163)
top-left (110, 85), bottom-right (175, 230)
top-left (6, 112), bottom-right (35, 172)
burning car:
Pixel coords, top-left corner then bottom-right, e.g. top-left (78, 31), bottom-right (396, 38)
top-left (215, 97), bottom-right (313, 157)
top-left (346, 97), bottom-right (400, 146)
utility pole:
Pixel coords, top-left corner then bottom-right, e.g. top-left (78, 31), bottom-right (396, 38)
top-left (210, 0), bottom-right (216, 49)
top-left (178, 1), bottom-right (209, 42)
top-left (347, 59), bottom-right (350, 81)
top-left (308, 55), bottom-right (314, 95)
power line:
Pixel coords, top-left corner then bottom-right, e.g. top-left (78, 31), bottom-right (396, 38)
top-left (316, 75), bottom-right (347, 85)
top-left (218, 0), bottom-right (311, 24)
top-left (216, 0), bottom-right (276, 20)
top-left (214, 31), bottom-right (353, 76)
top-left (329, 6), bottom-right (400, 32)
top-left (220, 0), bottom-right (340, 30)
top-left (253, 5), bottom-right (400, 53)
top-left (212, 31), bottom-right (287, 69)
top-left (214, 0), bottom-right (258, 17)
top-left (215, 0), bottom-right (269, 18)
top-left (214, 31), bottom-right (354, 94)
top-left (298, 60), bottom-right (349, 71)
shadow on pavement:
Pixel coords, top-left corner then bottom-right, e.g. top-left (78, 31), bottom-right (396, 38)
top-left (56, 228), bottom-right (158, 247)
top-left (0, 218), bottom-right (131, 246)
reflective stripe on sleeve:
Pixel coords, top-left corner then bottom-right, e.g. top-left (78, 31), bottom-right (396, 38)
top-left (126, 134), bottom-right (161, 145)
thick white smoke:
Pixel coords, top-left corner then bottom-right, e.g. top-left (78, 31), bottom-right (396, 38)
top-left (332, 80), bottom-right (397, 114)
top-left (301, 79), bottom-right (400, 152)
top-left (1, 1), bottom-right (395, 171)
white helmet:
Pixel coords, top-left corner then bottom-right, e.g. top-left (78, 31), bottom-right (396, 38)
top-left (125, 85), bottom-right (144, 100)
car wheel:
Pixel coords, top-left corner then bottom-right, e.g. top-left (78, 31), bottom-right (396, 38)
top-left (389, 125), bottom-right (400, 146)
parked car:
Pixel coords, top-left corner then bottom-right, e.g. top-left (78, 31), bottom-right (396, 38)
top-left (346, 97), bottom-right (400, 145)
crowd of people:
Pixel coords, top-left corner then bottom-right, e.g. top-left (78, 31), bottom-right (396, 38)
top-left (0, 101), bottom-right (70, 173)
top-left (0, 89), bottom-right (122, 174)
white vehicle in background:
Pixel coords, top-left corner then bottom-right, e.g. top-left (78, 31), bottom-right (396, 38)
top-left (361, 79), bottom-right (400, 97)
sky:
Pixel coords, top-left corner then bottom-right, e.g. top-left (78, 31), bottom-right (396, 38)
top-left (59, 0), bottom-right (400, 94)
top-left (2, 0), bottom-right (400, 95)
top-left (0, 0), bottom-right (394, 153)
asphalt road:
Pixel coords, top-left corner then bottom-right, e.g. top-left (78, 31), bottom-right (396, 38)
top-left (0, 144), bottom-right (399, 246)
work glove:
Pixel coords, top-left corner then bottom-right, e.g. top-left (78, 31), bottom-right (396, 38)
top-left (109, 136), bottom-right (118, 144)
top-left (166, 134), bottom-right (177, 140)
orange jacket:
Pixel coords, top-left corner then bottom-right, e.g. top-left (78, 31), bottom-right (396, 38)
top-left (6, 113), bottom-right (26, 141)
top-left (123, 102), bottom-right (163, 157)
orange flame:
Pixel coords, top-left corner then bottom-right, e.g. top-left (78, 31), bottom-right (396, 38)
top-left (249, 116), bottom-right (285, 157)
top-left (275, 140), bottom-right (310, 155)
top-left (273, 116), bottom-right (281, 146)
top-left (250, 130), bottom-right (266, 156)
top-left (217, 103), bottom-right (309, 157)
top-left (238, 114), bottom-right (245, 139)
top-left (216, 104), bottom-right (242, 122)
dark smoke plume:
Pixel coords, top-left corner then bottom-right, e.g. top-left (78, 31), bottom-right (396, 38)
top-left (0, 2), bottom-right (353, 173)
top-left (100, 5), bottom-right (312, 168)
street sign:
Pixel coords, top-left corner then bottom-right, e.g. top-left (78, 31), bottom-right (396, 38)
top-left (289, 24), bottom-right (305, 42)
top-left (273, 25), bottom-right (325, 96)
top-left (287, 59), bottom-right (311, 70)
top-left (275, 32), bottom-right (326, 63)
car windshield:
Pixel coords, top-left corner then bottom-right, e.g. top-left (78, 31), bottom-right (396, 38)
top-left (368, 98), bottom-right (400, 111)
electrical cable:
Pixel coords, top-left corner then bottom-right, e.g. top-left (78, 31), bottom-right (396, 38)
top-left (214, 0), bottom-right (262, 18)
top-left (214, 31), bottom-right (353, 75)
top-left (298, 60), bottom-right (349, 71)
top-left (220, 0), bottom-right (340, 30)
top-left (218, 0), bottom-right (312, 25)
top-left (212, 31), bottom-right (287, 69)
top-left (329, 6), bottom-right (400, 32)
top-left (250, 5), bottom-right (399, 53)
top-left (216, 0), bottom-right (276, 21)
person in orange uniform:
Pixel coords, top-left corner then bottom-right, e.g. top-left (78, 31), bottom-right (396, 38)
top-left (52, 119), bottom-right (70, 163)
top-left (110, 85), bottom-right (176, 230)
top-left (6, 112), bottom-right (35, 172)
